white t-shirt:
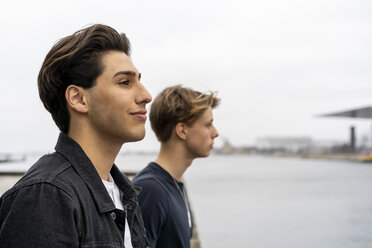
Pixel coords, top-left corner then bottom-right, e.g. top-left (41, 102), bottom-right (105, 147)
top-left (102, 175), bottom-right (133, 248)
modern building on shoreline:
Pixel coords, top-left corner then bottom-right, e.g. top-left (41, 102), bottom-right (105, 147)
top-left (256, 136), bottom-right (312, 154)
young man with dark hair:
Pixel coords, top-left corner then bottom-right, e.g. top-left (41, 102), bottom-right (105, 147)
top-left (132, 85), bottom-right (220, 248)
top-left (0, 24), bottom-right (151, 248)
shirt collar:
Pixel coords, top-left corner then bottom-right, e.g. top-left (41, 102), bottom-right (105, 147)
top-left (149, 162), bottom-right (184, 186)
top-left (54, 132), bottom-right (137, 214)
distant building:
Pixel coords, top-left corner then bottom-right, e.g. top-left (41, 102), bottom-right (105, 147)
top-left (256, 136), bottom-right (312, 154)
top-left (213, 139), bottom-right (257, 155)
top-left (320, 105), bottom-right (372, 152)
top-left (218, 140), bottom-right (234, 154)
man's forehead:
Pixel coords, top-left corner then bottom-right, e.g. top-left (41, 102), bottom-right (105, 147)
top-left (199, 107), bottom-right (213, 121)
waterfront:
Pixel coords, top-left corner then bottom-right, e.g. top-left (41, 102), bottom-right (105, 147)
top-left (186, 155), bottom-right (372, 248)
top-left (1, 154), bottom-right (372, 247)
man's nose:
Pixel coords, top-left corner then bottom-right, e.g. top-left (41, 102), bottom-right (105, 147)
top-left (212, 125), bottom-right (219, 138)
top-left (136, 82), bottom-right (152, 104)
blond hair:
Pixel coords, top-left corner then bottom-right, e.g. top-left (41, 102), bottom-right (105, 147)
top-left (150, 85), bottom-right (220, 142)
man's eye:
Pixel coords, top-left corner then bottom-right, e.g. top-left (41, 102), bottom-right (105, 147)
top-left (119, 80), bottom-right (130, 85)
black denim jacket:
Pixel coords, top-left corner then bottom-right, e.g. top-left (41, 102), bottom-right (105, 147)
top-left (0, 133), bottom-right (148, 248)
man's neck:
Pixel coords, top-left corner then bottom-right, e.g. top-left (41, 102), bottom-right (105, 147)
top-left (154, 143), bottom-right (193, 182)
top-left (68, 129), bottom-right (122, 181)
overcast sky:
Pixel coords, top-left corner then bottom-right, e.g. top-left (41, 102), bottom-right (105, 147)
top-left (1, 0), bottom-right (372, 153)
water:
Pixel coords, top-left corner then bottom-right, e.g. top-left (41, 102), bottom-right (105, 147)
top-left (1, 154), bottom-right (372, 247)
top-left (184, 155), bottom-right (372, 248)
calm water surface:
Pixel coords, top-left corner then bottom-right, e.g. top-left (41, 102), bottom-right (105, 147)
top-left (184, 155), bottom-right (372, 248)
top-left (1, 154), bottom-right (372, 248)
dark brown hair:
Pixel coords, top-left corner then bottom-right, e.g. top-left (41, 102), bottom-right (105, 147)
top-left (150, 85), bottom-right (220, 142)
top-left (38, 24), bottom-right (131, 133)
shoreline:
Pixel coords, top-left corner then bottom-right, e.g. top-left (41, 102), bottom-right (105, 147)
top-left (261, 153), bottom-right (372, 163)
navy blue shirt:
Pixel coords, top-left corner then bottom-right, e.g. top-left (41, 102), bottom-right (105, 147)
top-left (132, 162), bottom-right (194, 248)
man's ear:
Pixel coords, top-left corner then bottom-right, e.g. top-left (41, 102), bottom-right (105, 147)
top-left (175, 122), bottom-right (188, 140)
top-left (65, 85), bottom-right (88, 113)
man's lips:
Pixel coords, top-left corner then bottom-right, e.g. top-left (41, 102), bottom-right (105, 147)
top-left (131, 110), bottom-right (147, 120)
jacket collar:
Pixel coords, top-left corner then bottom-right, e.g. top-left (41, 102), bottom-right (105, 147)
top-left (54, 132), bottom-right (138, 214)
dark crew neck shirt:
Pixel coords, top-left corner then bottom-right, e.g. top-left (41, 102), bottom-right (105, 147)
top-left (132, 162), bottom-right (194, 248)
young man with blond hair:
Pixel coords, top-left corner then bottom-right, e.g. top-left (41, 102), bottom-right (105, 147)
top-left (132, 85), bottom-right (220, 248)
top-left (0, 24), bottom-right (151, 247)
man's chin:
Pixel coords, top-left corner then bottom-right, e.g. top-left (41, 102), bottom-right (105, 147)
top-left (124, 131), bottom-right (146, 143)
top-left (195, 151), bottom-right (211, 159)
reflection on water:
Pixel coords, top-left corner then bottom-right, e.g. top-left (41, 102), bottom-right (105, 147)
top-left (2, 154), bottom-right (372, 247)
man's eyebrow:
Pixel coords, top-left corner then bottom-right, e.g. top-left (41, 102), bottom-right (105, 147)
top-left (113, 71), bottom-right (137, 78)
